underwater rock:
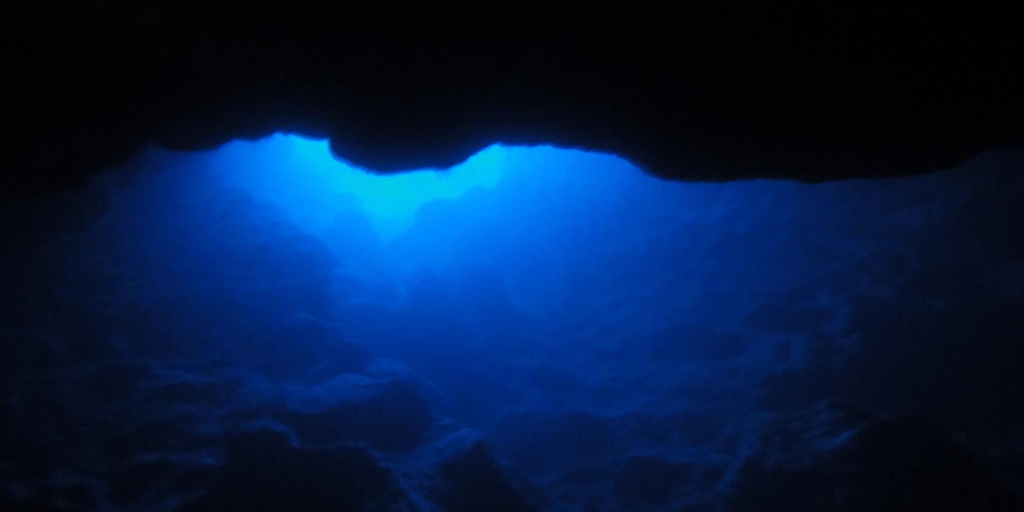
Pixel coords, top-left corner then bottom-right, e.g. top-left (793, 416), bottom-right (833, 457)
top-left (107, 454), bottom-right (220, 508)
top-left (437, 440), bottom-right (536, 512)
top-left (496, 411), bottom-right (635, 474)
top-left (177, 427), bottom-right (416, 512)
top-left (614, 455), bottom-right (695, 504)
top-left (275, 377), bottom-right (435, 452)
top-left (2, 347), bottom-right (515, 511)
top-left (728, 401), bottom-right (1023, 511)
top-left (1, 358), bottom-right (242, 510)
top-left (223, 319), bottom-right (370, 383)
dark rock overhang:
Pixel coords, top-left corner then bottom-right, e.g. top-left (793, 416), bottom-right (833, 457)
top-left (5, 4), bottom-right (1023, 203)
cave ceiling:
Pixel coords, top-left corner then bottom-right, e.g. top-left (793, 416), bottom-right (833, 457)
top-left (5, 4), bottom-right (1022, 203)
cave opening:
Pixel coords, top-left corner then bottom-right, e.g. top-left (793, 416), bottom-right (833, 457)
top-left (1, 136), bottom-right (1022, 511)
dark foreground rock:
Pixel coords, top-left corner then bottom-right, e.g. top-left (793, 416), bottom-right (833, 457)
top-left (274, 376), bottom-right (435, 452)
top-left (0, 353), bottom-right (536, 512)
top-left (437, 441), bottom-right (536, 512)
top-left (729, 401), bottom-right (1023, 512)
top-left (173, 421), bottom-right (538, 512)
top-left (177, 428), bottom-right (416, 512)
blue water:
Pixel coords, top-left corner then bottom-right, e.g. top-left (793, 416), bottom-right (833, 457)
top-left (208, 135), bottom-right (507, 241)
top-left (2, 135), bottom-right (1022, 510)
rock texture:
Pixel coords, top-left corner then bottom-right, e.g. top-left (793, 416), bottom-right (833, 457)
top-left (0, 158), bottom-right (536, 511)
top-left (2, 141), bottom-right (1021, 510)
top-left (729, 402), bottom-right (1022, 511)
top-left (5, 4), bottom-right (1023, 202)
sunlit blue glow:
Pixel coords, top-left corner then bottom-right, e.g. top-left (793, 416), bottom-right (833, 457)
top-left (209, 134), bottom-right (508, 240)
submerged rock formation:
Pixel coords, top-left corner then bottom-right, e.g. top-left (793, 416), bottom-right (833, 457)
top-left (1, 115), bottom-right (1022, 509)
top-left (730, 402), bottom-right (1021, 511)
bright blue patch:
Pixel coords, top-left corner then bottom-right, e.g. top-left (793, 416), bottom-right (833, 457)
top-left (209, 134), bottom-right (507, 240)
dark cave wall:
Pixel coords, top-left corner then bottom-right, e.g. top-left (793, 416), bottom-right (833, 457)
top-left (5, 3), bottom-right (1024, 202)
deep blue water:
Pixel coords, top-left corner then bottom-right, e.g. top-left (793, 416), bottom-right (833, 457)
top-left (2, 136), bottom-right (1022, 510)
